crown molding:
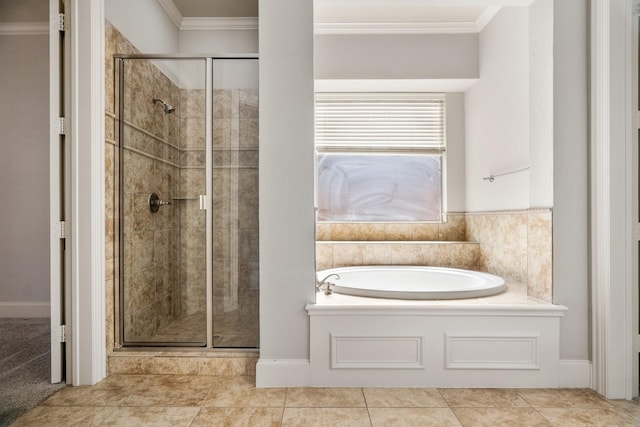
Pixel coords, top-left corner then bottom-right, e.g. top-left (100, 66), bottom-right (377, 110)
top-left (315, 21), bottom-right (478, 35)
top-left (180, 17), bottom-right (259, 31)
top-left (476, 6), bottom-right (502, 32)
top-left (157, 0), bottom-right (182, 28)
top-left (0, 21), bottom-right (48, 36)
top-left (314, 5), bottom-right (503, 35)
top-left (314, 78), bottom-right (479, 93)
top-left (157, 0), bottom-right (257, 31)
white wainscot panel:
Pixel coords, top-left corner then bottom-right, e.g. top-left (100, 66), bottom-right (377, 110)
top-left (445, 333), bottom-right (540, 370)
top-left (331, 334), bottom-right (423, 369)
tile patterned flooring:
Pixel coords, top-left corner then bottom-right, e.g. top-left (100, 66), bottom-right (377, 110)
top-left (10, 375), bottom-right (640, 426)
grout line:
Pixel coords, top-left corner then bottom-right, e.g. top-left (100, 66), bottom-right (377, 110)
top-left (186, 407), bottom-right (203, 427)
top-left (448, 406), bottom-right (465, 427)
top-left (362, 387), bottom-right (374, 427)
top-left (281, 388), bottom-right (289, 424)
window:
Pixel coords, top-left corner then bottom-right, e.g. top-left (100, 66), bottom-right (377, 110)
top-left (315, 93), bottom-right (446, 222)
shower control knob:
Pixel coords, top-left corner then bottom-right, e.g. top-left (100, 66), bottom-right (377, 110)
top-left (149, 192), bottom-right (171, 213)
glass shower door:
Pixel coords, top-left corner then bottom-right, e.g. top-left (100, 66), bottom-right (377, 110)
top-left (119, 58), bottom-right (208, 346)
top-left (211, 59), bottom-right (260, 348)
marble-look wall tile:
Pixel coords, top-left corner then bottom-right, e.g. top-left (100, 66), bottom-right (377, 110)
top-left (108, 356), bottom-right (154, 375)
top-left (239, 149), bottom-right (259, 168)
top-left (239, 118), bottom-right (259, 148)
top-left (439, 214), bottom-right (466, 241)
top-left (154, 357), bottom-right (199, 375)
top-left (181, 89), bottom-right (205, 119)
top-left (466, 212), bottom-right (528, 284)
top-left (316, 215), bottom-right (466, 242)
top-left (180, 118), bottom-right (206, 150)
top-left (178, 168), bottom-right (205, 199)
top-left (465, 209), bottom-right (553, 300)
top-left (199, 357), bottom-right (258, 376)
top-left (419, 244), bottom-right (451, 267)
top-left (105, 23), bottom-right (117, 115)
top-left (316, 243), bottom-right (333, 271)
top-left (320, 242), bottom-right (481, 270)
top-left (390, 245), bottom-right (422, 265)
top-left (362, 244), bottom-right (393, 265)
top-left (384, 224), bottom-right (413, 240)
top-left (410, 224), bottom-right (440, 241)
top-left (527, 211), bottom-right (553, 302)
top-left (105, 278), bottom-right (115, 352)
top-left (332, 244), bottom-right (364, 267)
top-left (108, 23), bottom-right (182, 345)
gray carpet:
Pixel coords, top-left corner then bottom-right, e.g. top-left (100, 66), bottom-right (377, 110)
top-left (0, 318), bottom-right (65, 427)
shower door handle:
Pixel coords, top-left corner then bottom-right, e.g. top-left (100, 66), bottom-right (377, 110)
top-left (199, 194), bottom-right (207, 210)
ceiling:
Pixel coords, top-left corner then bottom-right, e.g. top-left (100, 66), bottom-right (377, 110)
top-left (314, 5), bottom-right (488, 25)
top-left (172, 0), bottom-right (257, 17)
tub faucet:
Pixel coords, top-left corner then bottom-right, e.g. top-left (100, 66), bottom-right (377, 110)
top-left (316, 273), bottom-right (340, 295)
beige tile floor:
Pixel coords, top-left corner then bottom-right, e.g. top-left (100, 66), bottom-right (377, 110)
top-left (11, 375), bottom-right (640, 426)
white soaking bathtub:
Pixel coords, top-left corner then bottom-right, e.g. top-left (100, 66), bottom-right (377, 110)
top-left (316, 266), bottom-right (506, 300)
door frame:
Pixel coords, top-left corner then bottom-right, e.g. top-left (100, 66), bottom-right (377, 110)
top-left (49, 0), bottom-right (65, 384)
top-left (631, 0), bottom-right (640, 398)
top-left (590, 0), bottom-right (635, 400)
top-left (63, 0), bottom-right (106, 385)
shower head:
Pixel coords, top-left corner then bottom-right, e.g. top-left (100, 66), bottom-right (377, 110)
top-left (152, 98), bottom-right (175, 114)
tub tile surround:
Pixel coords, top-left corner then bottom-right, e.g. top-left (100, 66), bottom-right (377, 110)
top-left (466, 209), bottom-right (553, 303)
top-left (317, 209), bottom-right (553, 303)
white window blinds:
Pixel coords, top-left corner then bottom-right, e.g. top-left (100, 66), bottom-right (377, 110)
top-left (315, 93), bottom-right (446, 152)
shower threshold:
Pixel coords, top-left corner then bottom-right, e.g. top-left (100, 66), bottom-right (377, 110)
top-left (107, 348), bottom-right (259, 376)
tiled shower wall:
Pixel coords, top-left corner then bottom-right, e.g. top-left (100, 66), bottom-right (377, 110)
top-left (317, 210), bottom-right (553, 303)
top-left (177, 89), bottom-right (206, 318)
top-left (179, 87), bottom-right (260, 346)
top-left (106, 21), bottom-right (260, 349)
top-left (106, 22), bottom-right (181, 343)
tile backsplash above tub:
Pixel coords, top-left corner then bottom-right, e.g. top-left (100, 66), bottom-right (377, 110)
top-left (316, 209), bottom-right (552, 303)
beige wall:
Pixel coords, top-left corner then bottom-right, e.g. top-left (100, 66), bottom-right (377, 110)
top-left (0, 33), bottom-right (50, 307)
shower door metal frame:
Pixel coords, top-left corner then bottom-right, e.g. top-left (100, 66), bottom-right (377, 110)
top-left (116, 54), bottom-right (258, 348)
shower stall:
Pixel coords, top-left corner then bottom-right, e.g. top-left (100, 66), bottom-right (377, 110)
top-left (115, 54), bottom-right (259, 348)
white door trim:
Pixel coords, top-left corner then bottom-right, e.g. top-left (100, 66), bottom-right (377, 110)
top-left (590, 0), bottom-right (634, 400)
top-left (49, 0), bottom-right (64, 384)
top-left (68, 0), bottom-right (106, 385)
top-left (631, 0), bottom-right (640, 399)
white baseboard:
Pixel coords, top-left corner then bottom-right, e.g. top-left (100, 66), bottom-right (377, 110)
top-left (559, 359), bottom-right (592, 388)
top-left (0, 302), bottom-right (50, 318)
top-left (257, 358), bottom-right (593, 388)
top-left (256, 359), bottom-right (310, 387)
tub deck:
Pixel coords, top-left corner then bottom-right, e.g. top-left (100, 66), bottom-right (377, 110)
top-left (314, 279), bottom-right (543, 307)
top-left (297, 280), bottom-right (568, 388)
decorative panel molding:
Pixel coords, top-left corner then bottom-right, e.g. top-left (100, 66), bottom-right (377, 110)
top-left (445, 333), bottom-right (540, 370)
top-left (331, 334), bottom-right (423, 369)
